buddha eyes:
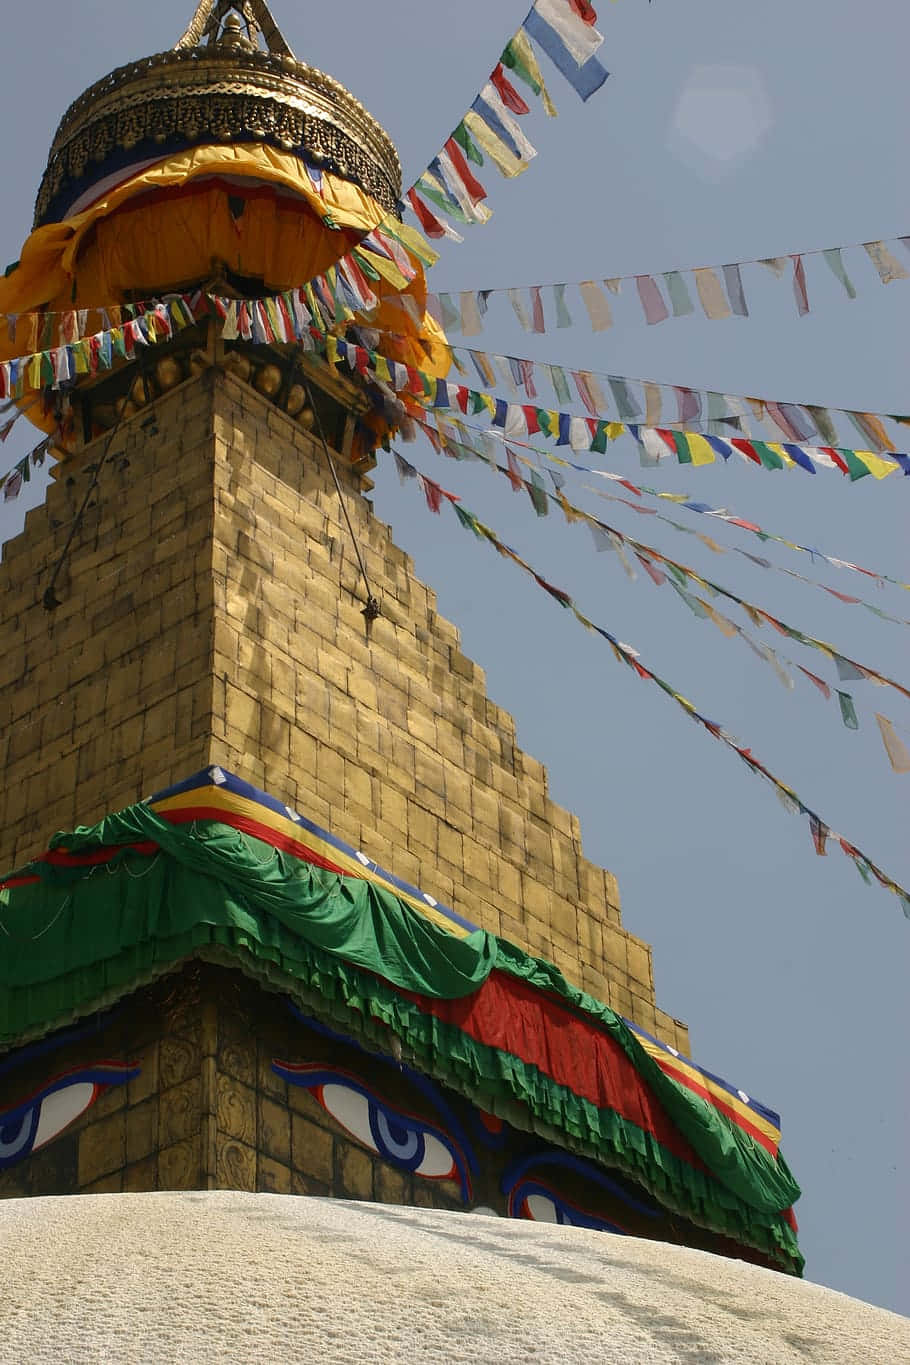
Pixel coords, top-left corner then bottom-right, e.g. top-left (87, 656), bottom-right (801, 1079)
top-left (273, 1062), bottom-right (472, 1201)
top-left (508, 1179), bottom-right (628, 1234)
top-left (0, 1064), bottom-right (139, 1170)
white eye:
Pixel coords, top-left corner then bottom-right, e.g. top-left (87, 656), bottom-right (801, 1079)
top-left (33, 1082), bottom-right (97, 1150)
top-left (317, 1082), bottom-right (458, 1183)
top-left (320, 1083), bottom-right (374, 1148)
top-left (524, 1193), bottom-right (561, 1224)
top-left (414, 1132), bottom-right (455, 1178)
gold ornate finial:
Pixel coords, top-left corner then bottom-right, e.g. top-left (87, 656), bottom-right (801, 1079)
top-left (175, 0), bottom-right (295, 59)
top-left (36, 0), bottom-right (402, 226)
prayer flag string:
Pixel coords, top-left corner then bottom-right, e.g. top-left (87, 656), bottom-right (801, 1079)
top-left (412, 410), bottom-right (910, 615)
top-left (388, 448), bottom-right (910, 916)
top-left (427, 236), bottom-right (910, 331)
top-left (410, 413), bottom-right (910, 759)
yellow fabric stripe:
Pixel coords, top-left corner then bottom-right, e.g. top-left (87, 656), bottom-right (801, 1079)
top-left (634, 1033), bottom-right (780, 1144)
top-left (150, 786), bottom-right (471, 939)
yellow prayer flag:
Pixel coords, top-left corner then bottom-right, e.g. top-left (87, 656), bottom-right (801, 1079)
top-left (463, 112), bottom-right (526, 178)
top-left (510, 29), bottom-right (558, 117)
top-left (863, 241), bottom-right (909, 284)
top-left (579, 280), bottom-right (612, 331)
top-left (389, 220), bottom-right (440, 269)
top-left (685, 433), bottom-right (717, 466)
top-left (699, 599), bottom-right (740, 638)
top-left (875, 714), bottom-right (910, 773)
top-left (694, 268), bottom-right (731, 320)
top-left (644, 382), bottom-right (662, 426)
top-left (855, 450), bottom-right (898, 480)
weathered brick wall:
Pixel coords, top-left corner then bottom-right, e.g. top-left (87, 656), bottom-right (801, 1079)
top-left (0, 375), bottom-right (219, 871)
top-left (0, 366), bottom-right (687, 1049)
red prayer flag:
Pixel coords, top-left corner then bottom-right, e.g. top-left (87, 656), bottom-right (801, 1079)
top-left (730, 438), bottom-right (762, 465)
top-left (569, 0), bottom-right (598, 23)
top-left (406, 189), bottom-right (446, 239)
top-left (505, 447), bottom-right (524, 490)
top-left (421, 476), bottom-right (444, 513)
top-left (530, 286), bottom-right (545, 333)
top-left (809, 815), bottom-right (829, 856)
top-left (443, 139), bottom-right (488, 205)
top-left (490, 62), bottom-right (531, 116)
top-left (791, 255), bottom-right (810, 316)
top-left (820, 446), bottom-right (850, 475)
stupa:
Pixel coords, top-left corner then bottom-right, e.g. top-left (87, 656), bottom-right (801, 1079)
top-left (0, 1), bottom-right (802, 1277)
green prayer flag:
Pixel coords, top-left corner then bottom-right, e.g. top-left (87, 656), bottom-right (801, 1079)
top-left (526, 470), bottom-right (549, 516)
top-left (839, 448), bottom-right (872, 481)
top-left (673, 430), bottom-right (693, 465)
top-left (822, 248), bottom-right (857, 299)
top-left (548, 364), bottom-right (571, 404)
top-left (663, 271), bottom-right (696, 317)
top-left (590, 422), bottom-right (609, 455)
top-left (554, 284), bottom-right (573, 328)
top-left (750, 441), bottom-right (786, 471)
top-left (501, 38), bottom-right (541, 95)
top-left (453, 121), bottom-right (484, 166)
top-left (454, 503), bottom-right (483, 536)
top-left (837, 691), bottom-right (859, 730)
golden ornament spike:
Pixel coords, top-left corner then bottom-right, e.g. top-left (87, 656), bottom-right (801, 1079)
top-left (175, 0), bottom-right (295, 58)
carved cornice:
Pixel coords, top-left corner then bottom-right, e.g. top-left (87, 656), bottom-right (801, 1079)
top-left (35, 48), bottom-right (401, 225)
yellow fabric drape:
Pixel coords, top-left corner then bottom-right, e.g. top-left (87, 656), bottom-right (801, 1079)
top-left (0, 144), bottom-right (388, 317)
top-left (0, 142), bottom-right (450, 437)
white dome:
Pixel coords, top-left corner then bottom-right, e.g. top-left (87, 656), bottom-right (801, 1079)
top-left (0, 1192), bottom-right (905, 1364)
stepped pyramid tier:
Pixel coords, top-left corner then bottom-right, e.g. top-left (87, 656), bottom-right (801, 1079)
top-left (0, 0), bottom-right (448, 452)
top-left (0, 0), bottom-right (803, 1275)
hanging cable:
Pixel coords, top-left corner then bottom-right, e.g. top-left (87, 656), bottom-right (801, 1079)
top-left (42, 406), bottom-right (156, 612)
top-left (300, 372), bottom-right (380, 622)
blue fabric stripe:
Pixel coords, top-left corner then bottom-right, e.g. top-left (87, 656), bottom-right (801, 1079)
top-left (782, 443), bottom-right (818, 474)
top-left (470, 95), bottom-right (525, 162)
top-left (704, 435), bottom-right (734, 461)
top-left (523, 10), bottom-right (609, 102)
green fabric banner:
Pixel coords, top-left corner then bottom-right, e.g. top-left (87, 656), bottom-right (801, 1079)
top-left (0, 806), bottom-right (801, 1268)
top-left (17, 804), bottom-right (498, 1000)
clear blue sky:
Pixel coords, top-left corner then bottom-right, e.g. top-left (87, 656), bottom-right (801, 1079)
top-left (1, 1), bottom-right (907, 1315)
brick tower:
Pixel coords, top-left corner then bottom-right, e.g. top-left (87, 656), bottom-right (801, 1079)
top-left (0, 2), bottom-right (802, 1275)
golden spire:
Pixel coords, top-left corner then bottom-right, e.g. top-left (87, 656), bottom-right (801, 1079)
top-left (175, 0), bottom-right (295, 58)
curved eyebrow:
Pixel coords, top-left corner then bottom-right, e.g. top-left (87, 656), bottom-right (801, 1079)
top-left (501, 1150), bottom-right (661, 1219)
top-left (0, 1010), bottom-right (121, 1079)
top-left (0, 1062), bottom-right (140, 1124)
top-left (284, 1004), bottom-right (478, 1172)
top-left (0, 1062), bottom-right (139, 1166)
top-left (272, 1061), bottom-right (473, 1200)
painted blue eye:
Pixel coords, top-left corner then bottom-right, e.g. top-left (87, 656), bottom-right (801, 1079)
top-left (372, 1106), bottom-right (423, 1164)
top-left (273, 1062), bottom-right (472, 1201)
top-left (508, 1179), bottom-right (629, 1234)
top-left (0, 1065), bottom-right (138, 1171)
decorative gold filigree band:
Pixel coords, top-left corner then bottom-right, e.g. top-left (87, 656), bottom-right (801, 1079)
top-left (36, 92), bottom-right (401, 225)
top-left (35, 47), bottom-right (401, 226)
